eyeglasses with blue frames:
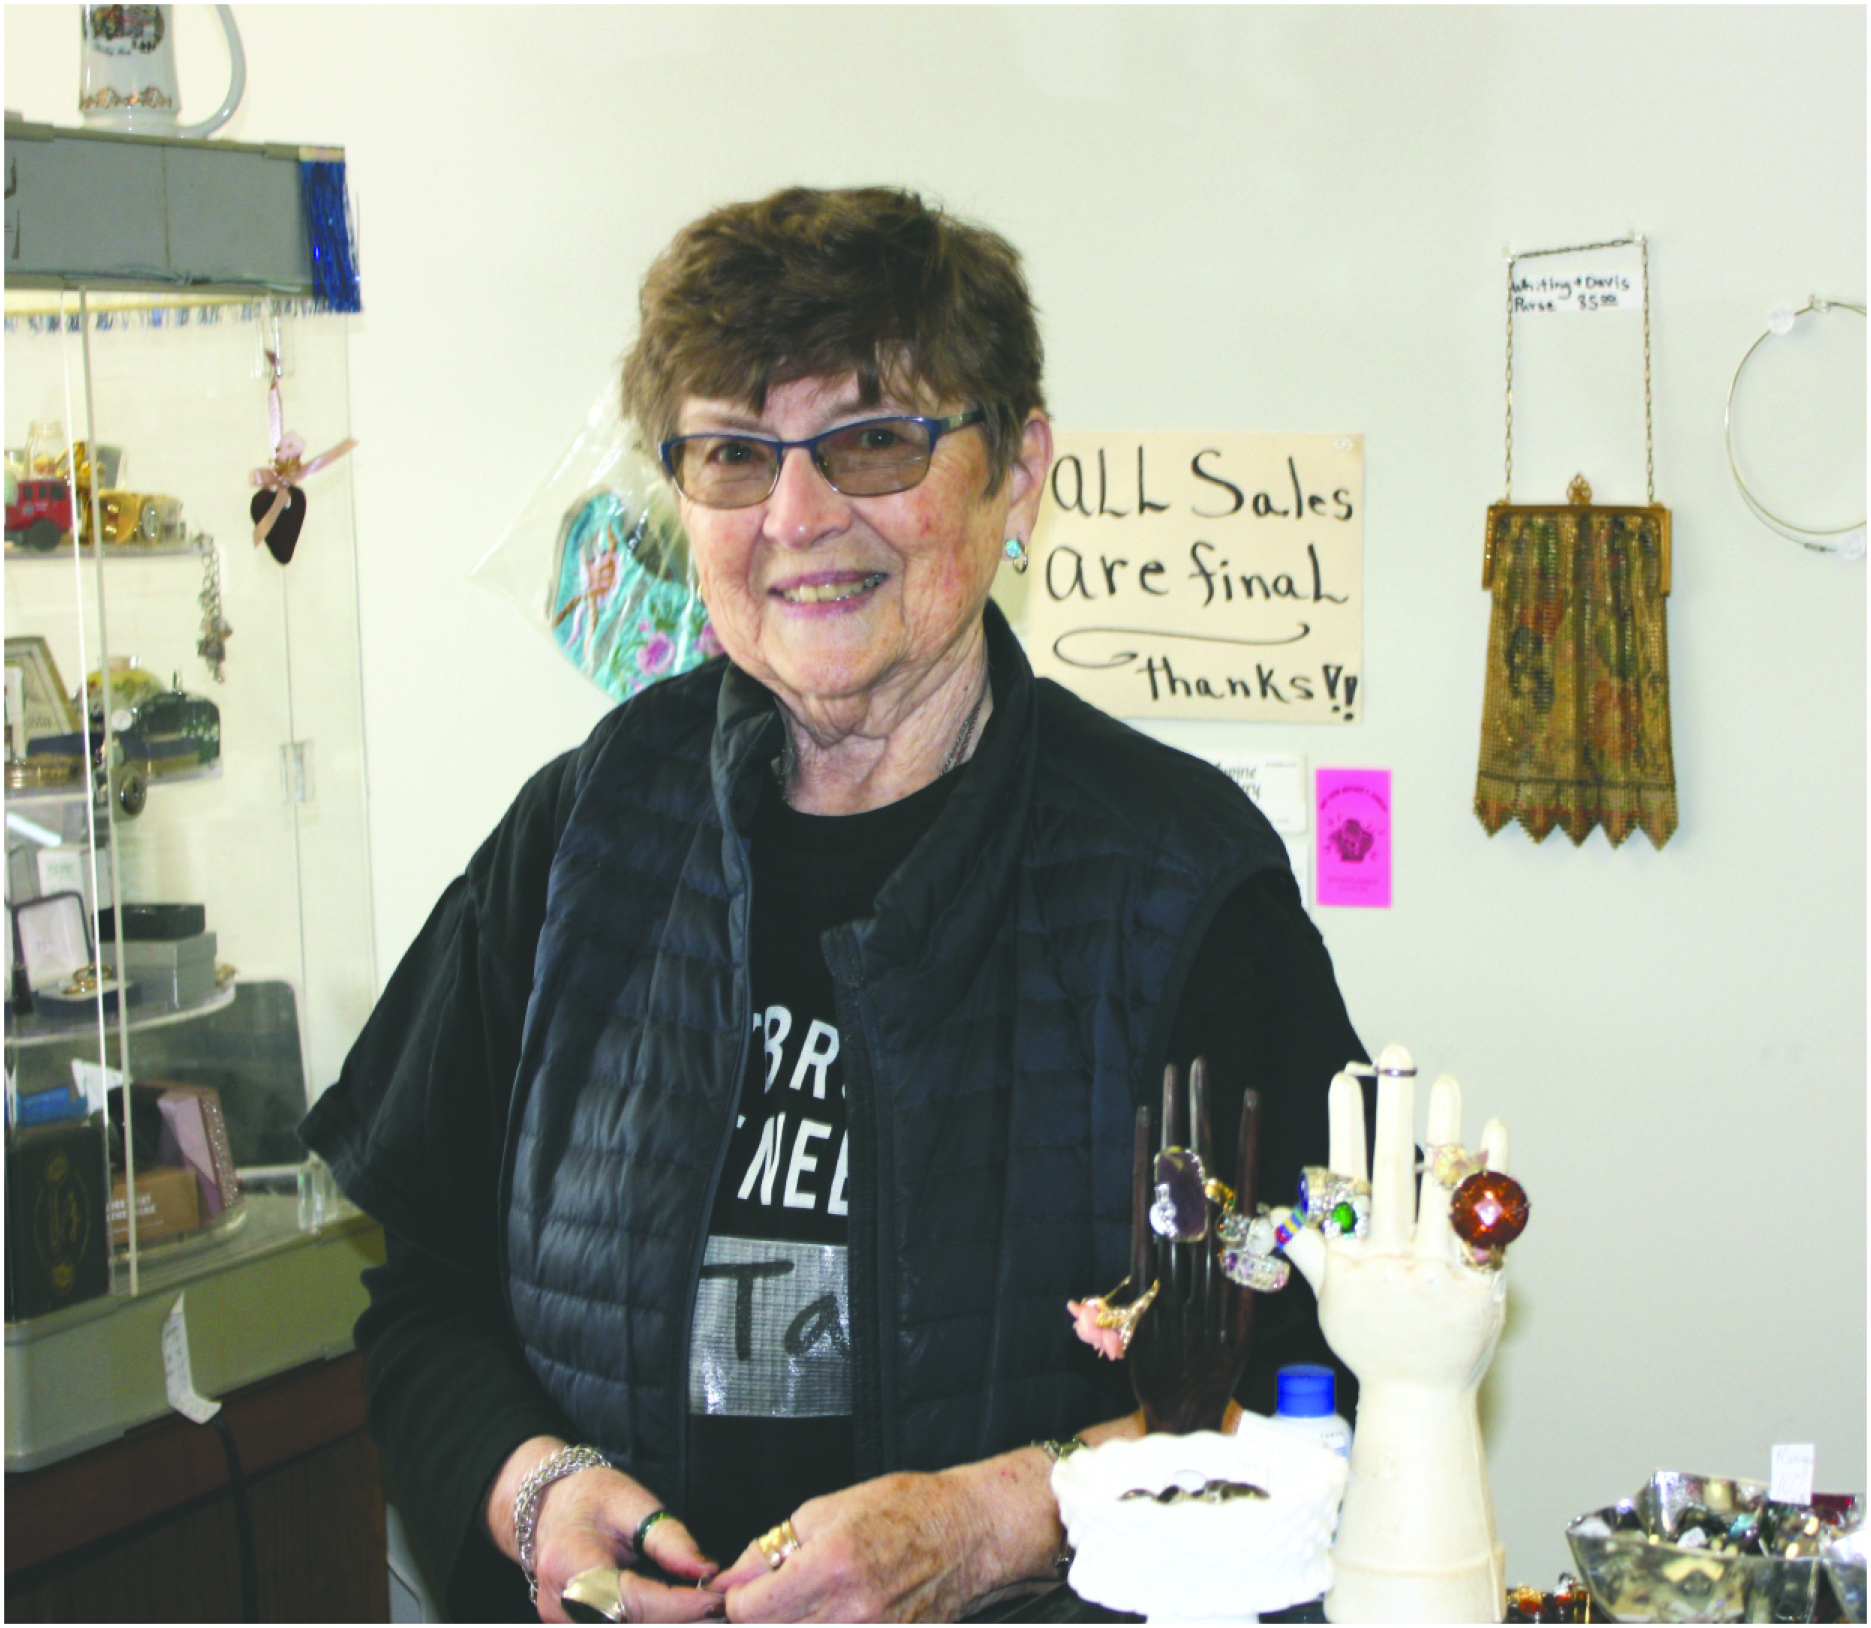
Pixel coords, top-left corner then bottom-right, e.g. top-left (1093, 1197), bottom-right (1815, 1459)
top-left (660, 409), bottom-right (986, 509)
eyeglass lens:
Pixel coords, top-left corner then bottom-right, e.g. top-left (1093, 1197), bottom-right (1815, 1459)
top-left (672, 418), bottom-right (936, 507)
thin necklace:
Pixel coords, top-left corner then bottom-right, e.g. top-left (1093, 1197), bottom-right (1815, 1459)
top-left (777, 668), bottom-right (990, 801)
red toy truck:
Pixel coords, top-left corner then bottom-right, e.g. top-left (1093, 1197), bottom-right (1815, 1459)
top-left (5, 478), bottom-right (73, 552)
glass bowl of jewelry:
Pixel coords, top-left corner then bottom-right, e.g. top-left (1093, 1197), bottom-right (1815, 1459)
top-left (1566, 1470), bottom-right (1851, 1623)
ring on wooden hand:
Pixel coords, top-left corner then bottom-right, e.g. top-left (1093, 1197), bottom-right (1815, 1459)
top-left (1087, 1277), bottom-right (1160, 1355)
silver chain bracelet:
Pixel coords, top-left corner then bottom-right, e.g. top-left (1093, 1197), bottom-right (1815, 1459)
top-left (514, 1444), bottom-right (612, 1601)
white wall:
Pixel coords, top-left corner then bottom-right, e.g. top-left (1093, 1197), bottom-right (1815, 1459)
top-left (9, 3), bottom-right (1862, 1588)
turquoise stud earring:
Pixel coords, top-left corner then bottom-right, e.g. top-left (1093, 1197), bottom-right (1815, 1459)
top-left (1003, 536), bottom-right (1029, 574)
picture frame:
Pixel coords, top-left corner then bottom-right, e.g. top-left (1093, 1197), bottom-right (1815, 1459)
top-left (4, 635), bottom-right (81, 754)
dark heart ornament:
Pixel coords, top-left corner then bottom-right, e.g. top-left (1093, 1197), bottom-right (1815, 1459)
top-left (251, 486), bottom-right (308, 565)
top-left (1449, 1170), bottom-right (1530, 1250)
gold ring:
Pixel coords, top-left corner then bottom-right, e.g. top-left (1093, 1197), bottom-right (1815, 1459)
top-left (1202, 1177), bottom-right (1236, 1210)
top-left (562, 1565), bottom-right (630, 1623)
top-left (757, 1518), bottom-right (801, 1570)
top-left (1088, 1278), bottom-right (1161, 1355)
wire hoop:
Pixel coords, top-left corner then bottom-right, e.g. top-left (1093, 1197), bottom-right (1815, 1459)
top-left (1723, 298), bottom-right (1866, 558)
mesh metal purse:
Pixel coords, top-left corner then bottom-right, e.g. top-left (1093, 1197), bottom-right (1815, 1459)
top-left (1475, 237), bottom-right (1679, 849)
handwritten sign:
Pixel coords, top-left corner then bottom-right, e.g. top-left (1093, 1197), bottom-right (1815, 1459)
top-left (1029, 432), bottom-right (1363, 722)
top-left (1510, 245), bottom-right (1644, 315)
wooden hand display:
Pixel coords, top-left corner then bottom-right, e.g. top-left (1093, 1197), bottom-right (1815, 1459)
top-left (1126, 1060), bottom-right (1260, 1435)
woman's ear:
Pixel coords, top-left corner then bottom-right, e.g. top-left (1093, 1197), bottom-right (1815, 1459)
top-left (1003, 410), bottom-right (1054, 537)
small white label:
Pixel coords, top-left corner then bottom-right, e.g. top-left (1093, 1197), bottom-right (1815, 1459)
top-left (1209, 753), bottom-right (1309, 833)
top-left (70, 1057), bottom-right (123, 1117)
top-left (1510, 246), bottom-right (1644, 315)
top-left (161, 1293), bottom-right (221, 1425)
top-left (35, 846), bottom-right (88, 900)
top-left (1770, 1442), bottom-right (1815, 1505)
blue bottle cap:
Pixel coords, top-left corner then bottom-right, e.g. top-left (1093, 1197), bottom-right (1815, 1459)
top-left (1275, 1363), bottom-right (1337, 1418)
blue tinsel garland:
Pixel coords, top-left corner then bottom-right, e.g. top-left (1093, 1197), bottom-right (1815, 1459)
top-left (301, 159), bottom-right (362, 313)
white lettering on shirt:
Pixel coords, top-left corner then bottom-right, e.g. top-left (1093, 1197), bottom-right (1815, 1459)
top-left (788, 1018), bottom-right (840, 1099)
top-left (784, 1119), bottom-right (832, 1210)
top-left (737, 1111), bottom-right (786, 1205)
top-left (760, 1004), bottom-right (793, 1090)
top-left (828, 1133), bottom-right (849, 1217)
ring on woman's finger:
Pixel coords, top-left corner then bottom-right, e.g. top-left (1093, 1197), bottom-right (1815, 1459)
top-left (757, 1518), bottom-right (802, 1570)
top-left (562, 1565), bottom-right (630, 1623)
top-left (631, 1508), bottom-right (671, 1559)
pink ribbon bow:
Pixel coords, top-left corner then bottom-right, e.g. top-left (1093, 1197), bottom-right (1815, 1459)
top-left (249, 360), bottom-right (356, 547)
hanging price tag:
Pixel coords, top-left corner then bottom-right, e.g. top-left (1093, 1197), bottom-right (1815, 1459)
top-left (1770, 1443), bottom-right (1815, 1506)
top-left (162, 1293), bottom-right (221, 1424)
top-left (1509, 242), bottom-right (1644, 315)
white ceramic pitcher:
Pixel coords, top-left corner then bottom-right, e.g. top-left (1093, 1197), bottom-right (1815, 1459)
top-left (79, 5), bottom-right (246, 138)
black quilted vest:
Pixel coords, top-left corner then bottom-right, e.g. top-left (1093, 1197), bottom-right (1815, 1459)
top-left (501, 605), bottom-right (1287, 1514)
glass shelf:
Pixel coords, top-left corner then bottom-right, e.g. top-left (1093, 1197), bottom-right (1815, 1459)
top-left (5, 540), bottom-right (209, 562)
top-left (6, 980), bottom-right (237, 1049)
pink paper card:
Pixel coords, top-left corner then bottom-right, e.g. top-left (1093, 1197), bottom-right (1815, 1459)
top-left (1316, 769), bottom-right (1391, 908)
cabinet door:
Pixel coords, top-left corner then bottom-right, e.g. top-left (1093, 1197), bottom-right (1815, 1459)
top-left (6, 289), bottom-right (375, 1294)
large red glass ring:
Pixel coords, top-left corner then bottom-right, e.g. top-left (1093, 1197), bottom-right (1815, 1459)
top-left (1449, 1170), bottom-right (1530, 1254)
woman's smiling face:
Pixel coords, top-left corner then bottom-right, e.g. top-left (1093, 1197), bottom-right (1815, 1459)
top-left (675, 372), bottom-right (1049, 728)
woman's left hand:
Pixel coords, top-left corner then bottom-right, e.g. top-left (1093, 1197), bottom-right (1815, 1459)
top-left (713, 1458), bottom-right (1035, 1623)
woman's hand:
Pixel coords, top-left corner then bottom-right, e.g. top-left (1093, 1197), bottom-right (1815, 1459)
top-left (713, 1469), bottom-right (988, 1623)
top-left (713, 1428), bottom-right (1122, 1625)
top-left (488, 1436), bottom-right (724, 1624)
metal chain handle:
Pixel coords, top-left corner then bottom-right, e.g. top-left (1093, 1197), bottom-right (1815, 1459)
top-left (1503, 234), bottom-right (1654, 505)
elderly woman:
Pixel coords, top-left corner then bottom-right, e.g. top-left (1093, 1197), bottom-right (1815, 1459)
top-left (302, 186), bottom-right (1363, 1624)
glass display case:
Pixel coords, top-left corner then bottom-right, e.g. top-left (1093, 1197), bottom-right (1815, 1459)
top-left (3, 126), bottom-right (379, 1469)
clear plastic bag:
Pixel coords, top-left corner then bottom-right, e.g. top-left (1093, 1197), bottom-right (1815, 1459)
top-left (472, 384), bottom-right (720, 702)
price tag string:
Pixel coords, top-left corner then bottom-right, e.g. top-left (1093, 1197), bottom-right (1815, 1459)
top-left (1502, 233), bottom-right (1653, 506)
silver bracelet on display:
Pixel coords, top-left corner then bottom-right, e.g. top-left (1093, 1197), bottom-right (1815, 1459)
top-left (514, 1444), bottom-right (612, 1601)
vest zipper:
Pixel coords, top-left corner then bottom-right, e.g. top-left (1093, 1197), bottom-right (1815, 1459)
top-left (674, 841), bottom-right (756, 1519)
top-left (826, 941), bottom-right (888, 1477)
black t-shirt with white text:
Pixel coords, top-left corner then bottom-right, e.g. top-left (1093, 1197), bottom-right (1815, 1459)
top-left (684, 767), bottom-right (953, 1564)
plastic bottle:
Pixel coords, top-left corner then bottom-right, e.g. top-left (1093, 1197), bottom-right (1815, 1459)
top-left (1270, 1363), bottom-right (1352, 1458)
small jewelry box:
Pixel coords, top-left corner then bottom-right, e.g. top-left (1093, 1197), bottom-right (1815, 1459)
top-left (12, 890), bottom-right (139, 1019)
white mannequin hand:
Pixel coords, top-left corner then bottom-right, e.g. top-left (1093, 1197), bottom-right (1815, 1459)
top-left (1273, 1045), bottom-right (1514, 1624)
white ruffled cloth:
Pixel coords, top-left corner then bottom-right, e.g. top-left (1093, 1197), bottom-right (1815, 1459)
top-left (1052, 1418), bottom-right (1347, 1622)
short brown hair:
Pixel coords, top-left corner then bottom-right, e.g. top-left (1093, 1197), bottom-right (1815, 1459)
top-left (622, 186), bottom-right (1045, 492)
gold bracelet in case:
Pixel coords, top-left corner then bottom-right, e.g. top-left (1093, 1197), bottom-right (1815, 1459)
top-left (514, 1444), bottom-right (612, 1601)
